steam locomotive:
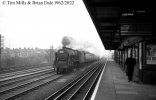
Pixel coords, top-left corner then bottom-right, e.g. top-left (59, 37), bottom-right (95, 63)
top-left (53, 46), bottom-right (98, 74)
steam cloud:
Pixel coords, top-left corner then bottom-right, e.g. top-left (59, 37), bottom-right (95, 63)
top-left (62, 36), bottom-right (71, 47)
top-left (61, 36), bottom-right (102, 57)
top-left (61, 36), bottom-right (75, 47)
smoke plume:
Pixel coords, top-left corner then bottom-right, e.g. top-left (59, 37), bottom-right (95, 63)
top-left (61, 36), bottom-right (101, 57)
top-left (61, 36), bottom-right (75, 47)
top-left (62, 36), bottom-right (70, 47)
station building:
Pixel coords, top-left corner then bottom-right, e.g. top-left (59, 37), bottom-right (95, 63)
top-left (83, 0), bottom-right (155, 84)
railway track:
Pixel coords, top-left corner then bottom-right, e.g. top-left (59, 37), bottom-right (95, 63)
top-left (0, 63), bottom-right (51, 74)
top-left (44, 60), bottom-right (105, 100)
top-left (0, 66), bottom-right (53, 80)
top-left (0, 69), bottom-right (54, 88)
top-left (0, 66), bottom-right (63, 100)
top-left (0, 60), bottom-right (105, 100)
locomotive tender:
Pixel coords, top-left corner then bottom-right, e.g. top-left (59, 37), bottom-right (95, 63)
top-left (53, 46), bottom-right (98, 74)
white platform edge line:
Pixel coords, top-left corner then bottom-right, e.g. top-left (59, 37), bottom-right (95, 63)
top-left (90, 60), bottom-right (107, 100)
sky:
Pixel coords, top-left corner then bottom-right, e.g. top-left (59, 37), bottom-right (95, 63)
top-left (0, 0), bottom-right (111, 57)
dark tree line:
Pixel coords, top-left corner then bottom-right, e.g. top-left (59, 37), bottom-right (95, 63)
top-left (1, 48), bottom-right (55, 68)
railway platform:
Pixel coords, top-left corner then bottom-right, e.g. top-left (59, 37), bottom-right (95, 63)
top-left (91, 60), bottom-right (156, 100)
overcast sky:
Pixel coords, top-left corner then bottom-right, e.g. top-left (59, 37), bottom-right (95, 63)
top-left (0, 0), bottom-right (111, 57)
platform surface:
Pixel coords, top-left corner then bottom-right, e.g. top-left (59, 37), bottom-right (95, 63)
top-left (92, 60), bottom-right (156, 100)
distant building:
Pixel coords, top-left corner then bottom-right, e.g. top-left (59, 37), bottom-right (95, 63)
top-left (2, 47), bottom-right (47, 58)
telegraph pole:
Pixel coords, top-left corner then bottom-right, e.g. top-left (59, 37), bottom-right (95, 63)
top-left (50, 46), bottom-right (54, 65)
top-left (0, 34), bottom-right (1, 68)
top-left (0, 34), bottom-right (4, 69)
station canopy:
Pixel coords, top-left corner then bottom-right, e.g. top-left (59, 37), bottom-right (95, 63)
top-left (83, 0), bottom-right (153, 50)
